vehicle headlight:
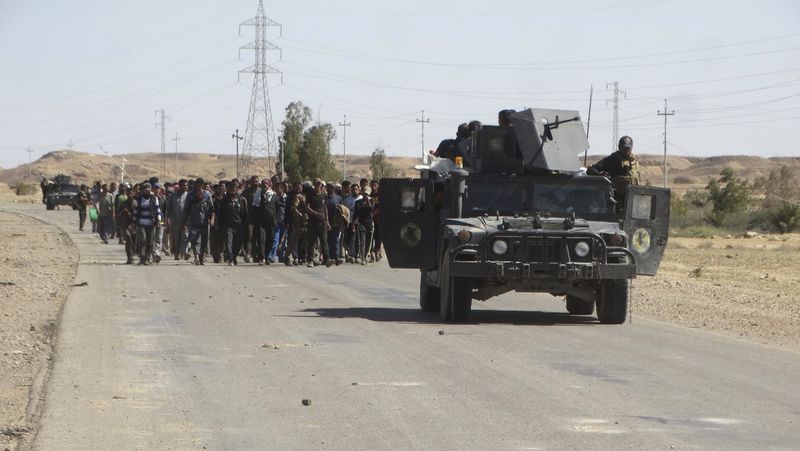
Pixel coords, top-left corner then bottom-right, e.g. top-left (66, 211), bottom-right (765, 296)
top-left (632, 228), bottom-right (651, 254)
top-left (492, 240), bottom-right (508, 255)
top-left (456, 229), bottom-right (472, 243)
top-left (574, 241), bottom-right (590, 257)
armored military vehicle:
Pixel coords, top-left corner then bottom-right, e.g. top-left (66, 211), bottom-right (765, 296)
top-left (43, 174), bottom-right (80, 210)
top-left (379, 108), bottom-right (670, 324)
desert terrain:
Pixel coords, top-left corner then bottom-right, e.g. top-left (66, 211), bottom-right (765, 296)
top-left (2, 150), bottom-right (799, 190)
top-left (1, 177), bottom-right (799, 448)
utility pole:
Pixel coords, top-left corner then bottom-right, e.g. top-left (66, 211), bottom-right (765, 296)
top-left (339, 115), bottom-right (351, 181)
top-left (155, 110), bottom-right (170, 178)
top-left (278, 135), bottom-right (285, 180)
top-left (121, 156), bottom-right (127, 185)
top-left (26, 147), bottom-right (33, 179)
top-left (172, 132), bottom-right (181, 180)
top-left (657, 99), bottom-right (675, 188)
top-left (232, 129), bottom-right (244, 179)
top-left (416, 109), bottom-right (430, 163)
top-left (584, 85), bottom-right (594, 167)
top-left (66, 140), bottom-right (74, 151)
top-left (605, 81), bottom-right (626, 151)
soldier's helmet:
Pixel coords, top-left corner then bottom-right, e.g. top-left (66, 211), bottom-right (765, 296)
top-left (618, 136), bottom-right (633, 150)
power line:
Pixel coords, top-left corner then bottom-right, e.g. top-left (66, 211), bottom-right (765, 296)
top-left (172, 132), bottom-right (181, 180)
top-left (232, 129), bottom-right (244, 179)
top-left (0, 37), bottom-right (241, 108)
top-left (657, 100), bottom-right (676, 189)
top-left (416, 110), bottom-right (430, 163)
top-left (606, 82), bottom-right (626, 151)
top-left (338, 115), bottom-right (351, 180)
top-left (155, 110), bottom-right (170, 179)
top-left (26, 147), bottom-right (33, 179)
top-left (271, 0), bottom-right (668, 18)
top-left (281, 32), bottom-right (800, 70)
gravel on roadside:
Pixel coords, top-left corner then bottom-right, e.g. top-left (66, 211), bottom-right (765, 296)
top-left (0, 211), bottom-right (77, 451)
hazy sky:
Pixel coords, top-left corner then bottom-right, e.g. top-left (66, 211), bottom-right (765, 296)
top-left (1, 0), bottom-right (799, 169)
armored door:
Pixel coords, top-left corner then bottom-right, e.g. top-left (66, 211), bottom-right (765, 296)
top-left (378, 178), bottom-right (437, 269)
top-left (623, 186), bottom-right (671, 275)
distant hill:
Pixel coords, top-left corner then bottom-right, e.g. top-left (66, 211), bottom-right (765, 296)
top-left (1, 149), bottom-right (798, 191)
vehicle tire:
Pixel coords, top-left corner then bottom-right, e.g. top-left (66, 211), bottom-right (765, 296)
top-left (596, 279), bottom-right (629, 324)
top-left (566, 295), bottom-right (594, 315)
top-left (419, 270), bottom-right (440, 312)
top-left (439, 253), bottom-right (472, 322)
top-left (46, 202), bottom-right (55, 210)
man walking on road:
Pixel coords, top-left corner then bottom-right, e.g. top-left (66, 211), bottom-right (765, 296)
top-left (96, 184), bottom-right (114, 244)
top-left (219, 181), bottom-right (248, 266)
top-left (182, 182), bottom-right (214, 265)
top-left (166, 179), bottom-right (190, 259)
top-left (306, 180), bottom-right (332, 268)
top-left (133, 183), bottom-right (162, 265)
top-left (74, 184), bottom-right (91, 231)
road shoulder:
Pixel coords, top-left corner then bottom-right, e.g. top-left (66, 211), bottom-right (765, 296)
top-left (0, 210), bottom-right (78, 451)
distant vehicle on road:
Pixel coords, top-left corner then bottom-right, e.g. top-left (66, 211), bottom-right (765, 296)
top-left (380, 108), bottom-right (670, 324)
top-left (42, 174), bottom-right (80, 210)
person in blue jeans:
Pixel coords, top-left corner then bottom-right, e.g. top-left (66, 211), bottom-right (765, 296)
top-left (269, 181), bottom-right (288, 263)
top-left (325, 182), bottom-right (343, 264)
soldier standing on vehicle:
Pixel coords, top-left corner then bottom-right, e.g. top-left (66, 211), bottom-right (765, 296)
top-left (586, 135), bottom-right (640, 215)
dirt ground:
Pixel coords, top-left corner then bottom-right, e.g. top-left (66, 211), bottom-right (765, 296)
top-left (0, 211), bottom-right (78, 451)
top-left (0, 192), bottom-right (797, 448)
top-left (634, 233), bottom-right (800, 352)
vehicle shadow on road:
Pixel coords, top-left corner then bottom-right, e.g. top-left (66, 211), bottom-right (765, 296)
top-left (301, 307), bottom-right (598, 326)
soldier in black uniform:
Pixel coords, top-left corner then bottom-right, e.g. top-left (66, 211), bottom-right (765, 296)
top-left (219, 181), bottom-right (249, 266)
top-left (431, 123), bottom-right (471, 161)
top-left (587, 136), bottom-right (640, 215)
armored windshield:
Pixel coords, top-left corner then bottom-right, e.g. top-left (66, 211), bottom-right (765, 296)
top-left (532, 182), bottom-right (612, 218)
top-left (464, 181), bottom-right (525, 215)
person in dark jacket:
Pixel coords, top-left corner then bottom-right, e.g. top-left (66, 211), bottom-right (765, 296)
top-left (249, 178), bottom-right (278, 265)
top-left (218, 181), bottom-right (249, 266)
top-left (182, 182), bottom-right (214, 265)
top-left (210, 184), bottom-right (226, 263)
top-left (353, 187), bottom-right (374, 265)
top-left (269, 181), bottom-right (288, 263)
top-left (305, 181), bottom-right (332, 268)
top-left (587, 135), bottom-right (640, 215)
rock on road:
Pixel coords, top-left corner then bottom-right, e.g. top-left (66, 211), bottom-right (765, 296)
top-left (9, 206), bottom-right (800, 450)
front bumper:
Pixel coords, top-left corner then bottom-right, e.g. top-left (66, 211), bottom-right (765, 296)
top-left (450, 259), bottom-right (635, 280)
top-left (447, 231), bottom-right (637, 281)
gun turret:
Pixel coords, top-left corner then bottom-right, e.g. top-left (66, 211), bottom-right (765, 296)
top-left (464, 108), bottom-right (589, 174)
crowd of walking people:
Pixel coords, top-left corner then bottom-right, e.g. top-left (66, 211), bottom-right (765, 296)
top-left (72, 175), bottom-right (383, 268)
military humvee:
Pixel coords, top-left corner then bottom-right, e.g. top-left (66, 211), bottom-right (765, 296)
top-left (44, 174), bottom-right (80, 210)
top-left (379, 108), bottom-right (670, 324)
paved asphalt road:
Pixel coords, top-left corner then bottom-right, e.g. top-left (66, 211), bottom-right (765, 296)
top-left (7, 206), bottom-right (799, 450)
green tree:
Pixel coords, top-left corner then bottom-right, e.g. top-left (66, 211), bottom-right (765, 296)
top-left (281, 101), bottom-right (312, 183)
top-left (369, 147), bottom-right (396, 180)
top-left (299, 123), bottom-right (339, 182)
top-left (704, 167), bottom-right (751, 227)
top-left (754, 165), bottom-right (800, 233)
